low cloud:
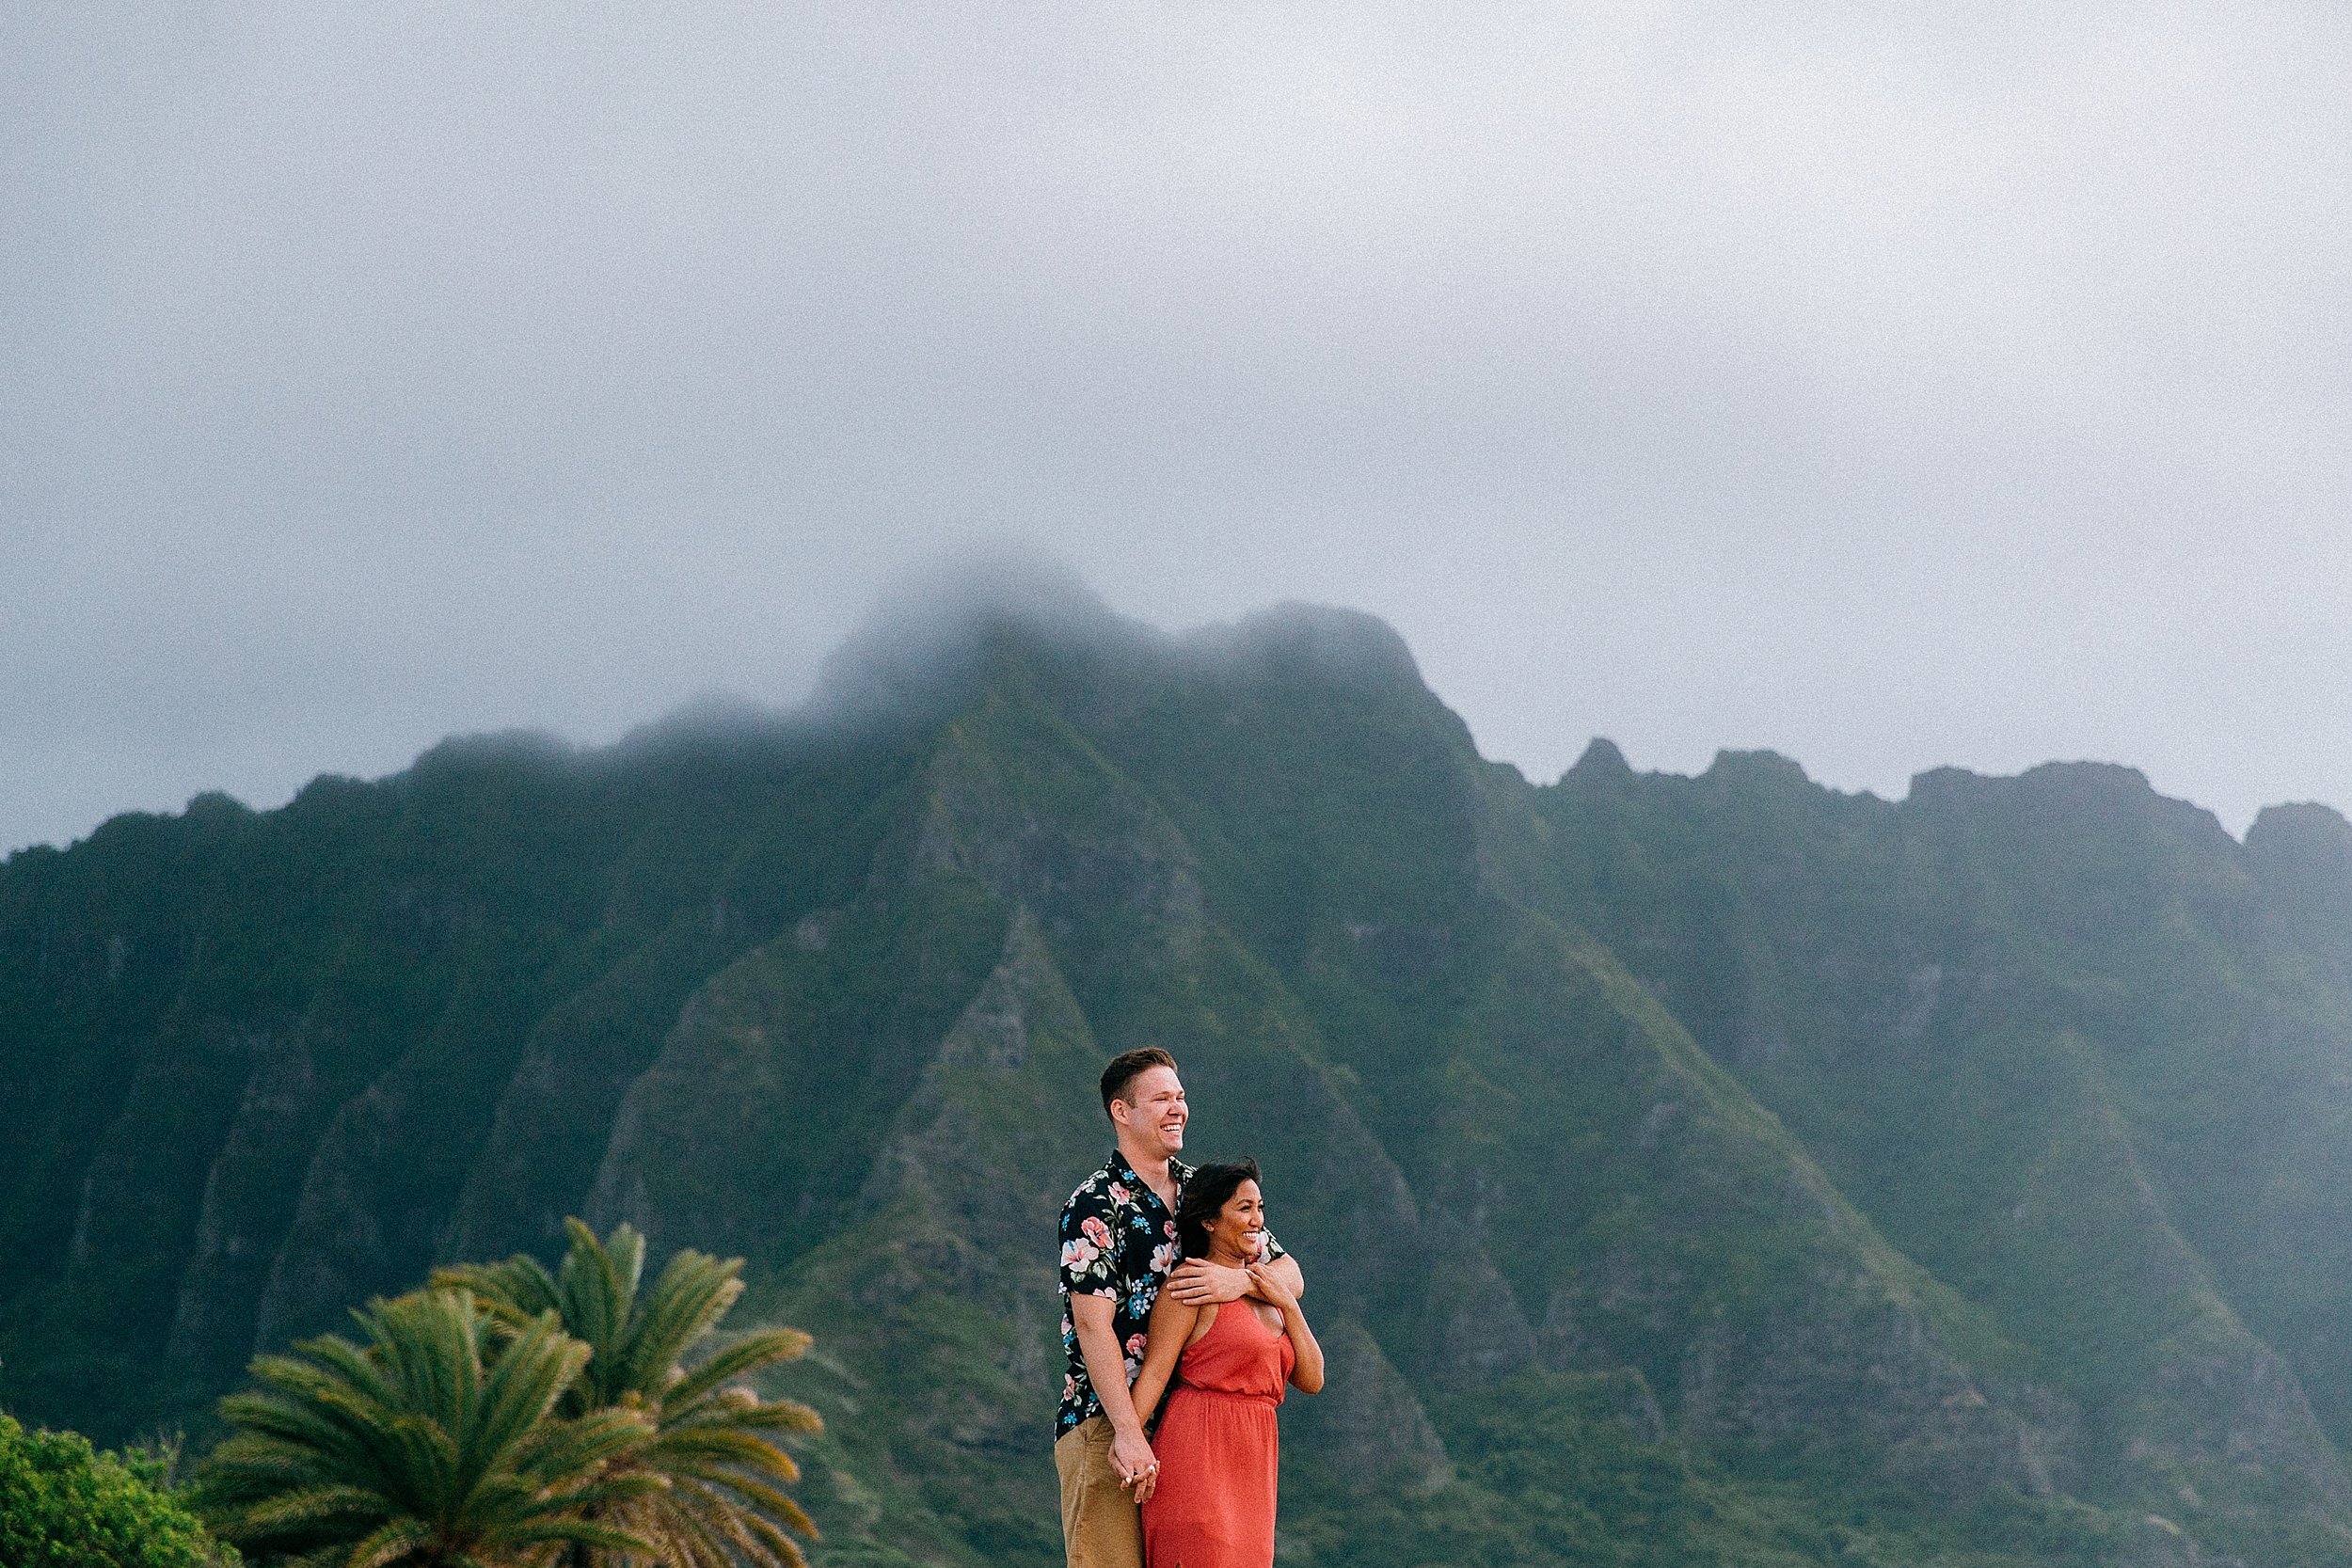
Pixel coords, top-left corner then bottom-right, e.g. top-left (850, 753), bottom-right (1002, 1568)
top-left (6, 2), bottom-right (2347, 850)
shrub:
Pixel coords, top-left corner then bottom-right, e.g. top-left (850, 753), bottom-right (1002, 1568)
top-left (0, 1410), bottom-right (229, 1568)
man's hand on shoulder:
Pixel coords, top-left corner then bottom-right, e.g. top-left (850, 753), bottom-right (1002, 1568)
top-left (1165, 1258), bottom-right (1250, 1307)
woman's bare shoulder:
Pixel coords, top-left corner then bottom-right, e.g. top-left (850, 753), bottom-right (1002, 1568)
top-left (1147, 1286), bottom-right (1203, 1338)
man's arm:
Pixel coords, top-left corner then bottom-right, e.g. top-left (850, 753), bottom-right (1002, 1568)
top-left (1070, 1293), bottom-right (1158, 1490)
top-left (1165, 1247), bottom-right (1305, 1307)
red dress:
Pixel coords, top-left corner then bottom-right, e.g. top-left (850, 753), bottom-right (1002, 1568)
top-left (1141, 1301), bottom-right (1295, 1568)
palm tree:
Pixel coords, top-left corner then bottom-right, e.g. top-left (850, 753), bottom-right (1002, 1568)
top-left (434, 1221), bottom-right (820, 1568)
top-left (190, 1288), bottom-right (659, 1568)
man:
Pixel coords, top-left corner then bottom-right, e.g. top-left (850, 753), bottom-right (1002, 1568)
top-left (1055, 1047), bottom-right (1307, 1568)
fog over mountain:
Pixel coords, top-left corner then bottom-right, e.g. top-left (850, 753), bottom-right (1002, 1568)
top-left (7, 3), bottom-right (2350, 855)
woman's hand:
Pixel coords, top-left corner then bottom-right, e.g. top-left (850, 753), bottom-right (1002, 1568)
top-left (1249, 1261), bottom-right (1325, 1394)
top-left (1245, 1261), bottom-right (1297, 1314)
top-left (1113, 1427), bottom-right (1159, 1499)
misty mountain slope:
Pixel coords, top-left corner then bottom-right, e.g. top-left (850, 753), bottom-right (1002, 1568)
top-left (580, 867), bottom-right (1011, 1266)
top-left (7, 591), bottom-right (2352, 1563)
top-left (0, 726), bottom-right (916, 1419)
top-left (664, 641), bottom-right (2110, 1566)
top-left (1529, 744), bottom-right (2352, 1554)
top-left (1018, 616), bottom-right (2074, 1481)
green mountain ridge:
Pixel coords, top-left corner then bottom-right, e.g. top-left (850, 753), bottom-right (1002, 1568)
top-left (8, 593), bottom-right (2352, 1565)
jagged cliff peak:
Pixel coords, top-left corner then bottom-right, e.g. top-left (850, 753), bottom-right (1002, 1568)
top-left (1698, 747), bottom-right (1816, 792)
top-left (2249, 800), bottom-right (2352, 862)
top-left (1565, 736), bottom-right (1633, 783)
top-left (2248, 800), bottom-right (2352, 962)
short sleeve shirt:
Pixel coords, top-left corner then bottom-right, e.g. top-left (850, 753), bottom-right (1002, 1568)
top-left (1055, 1150), bottom-right (1284, 1436)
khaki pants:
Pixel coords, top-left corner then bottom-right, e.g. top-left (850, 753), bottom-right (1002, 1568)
top-left (1055, 1414), bottom-right (1143, 1568)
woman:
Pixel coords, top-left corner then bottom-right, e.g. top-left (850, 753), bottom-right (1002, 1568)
top-left (1130, 1159), bottom-right (1324, 1568)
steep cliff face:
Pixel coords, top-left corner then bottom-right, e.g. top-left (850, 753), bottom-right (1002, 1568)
top-left (8, 594), bottom-right (2352, 1564)
top-left (1529, 748), bottom-right (2352, 1557)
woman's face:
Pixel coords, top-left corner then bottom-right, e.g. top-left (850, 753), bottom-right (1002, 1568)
top-left (1211, 1179), bottom-right (1266, 1261)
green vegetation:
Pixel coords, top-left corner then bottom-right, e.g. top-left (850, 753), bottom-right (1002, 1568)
top-left (0, 1412), bottom-right (228, 1568)
top-left (188, 1289), bottom-right (660, 1566)
top-left (12, 594), bottom-right (2352, 1562)
top-left (435, 1220), bottom-right (821, 1568)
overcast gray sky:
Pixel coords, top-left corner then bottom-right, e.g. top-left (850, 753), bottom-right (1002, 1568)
top-left (7, 2), bottom-right (2349, 855)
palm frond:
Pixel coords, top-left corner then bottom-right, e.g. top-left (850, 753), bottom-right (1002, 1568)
top-left (431, 1252), bottom-right (564, 1327)
top-left (621, 1250), bottom-right (743, 1393)
top-left (663, 1329), bottom-right (813, 1411)
top-left (478, 1217), bottom-right (826, 1566)
top-left (676, 1469), bottom-right (816, 1535)
top-left (342, 1514), bottom-right (436, 1568)
top-left (193, 1284), bottom-right (647, 1568)
top-left (237, 1481), bottom-right (392, 1532)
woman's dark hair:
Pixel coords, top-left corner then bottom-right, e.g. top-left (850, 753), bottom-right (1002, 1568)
top-left (1175, 1159), bottom-right (1263, 1259)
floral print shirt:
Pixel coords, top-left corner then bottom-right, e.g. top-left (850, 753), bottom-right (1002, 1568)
top-left (1056, 1149), bottom-right (1284, 1436)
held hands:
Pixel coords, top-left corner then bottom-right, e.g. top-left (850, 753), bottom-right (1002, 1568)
top-left (1245, 1260), bottom-right (1297, 1314)
top-left (1112, 1426), bottom-right (1160, 1505)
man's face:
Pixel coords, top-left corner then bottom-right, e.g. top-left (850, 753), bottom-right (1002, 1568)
top-left (1116, 1065), bottom-right (1188, 1158)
